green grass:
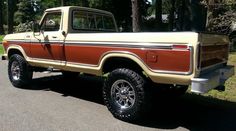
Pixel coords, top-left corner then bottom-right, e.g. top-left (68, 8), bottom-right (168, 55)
top-left (0, 35), bottom-right (3, 41)
top-left (0, 45), bottom-right (3, 54)
top-left (0, 35), bottom-right (4, 54)
top-left (204, 52), bottom-right (236, 102)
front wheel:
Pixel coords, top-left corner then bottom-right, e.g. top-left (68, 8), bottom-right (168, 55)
top-left (103, 68), bottom-right (148, 121)
top-left (8, 54), bottom-right (33, 88)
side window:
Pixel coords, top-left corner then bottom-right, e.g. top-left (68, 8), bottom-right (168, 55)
top-left (41, 12), bottom-right (61, 31)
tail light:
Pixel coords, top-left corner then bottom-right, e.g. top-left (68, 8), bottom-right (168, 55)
top-left (172, 45), bottom-right (188, 50)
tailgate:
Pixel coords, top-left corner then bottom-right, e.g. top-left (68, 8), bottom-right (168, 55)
top-left (198, 33), bottom-right (229, 70)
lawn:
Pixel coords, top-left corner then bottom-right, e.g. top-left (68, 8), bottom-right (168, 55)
top-left (0, 35), bottom-right (4, 54)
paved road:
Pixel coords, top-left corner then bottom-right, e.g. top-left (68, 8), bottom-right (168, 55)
top-left (0, 60), bottom-right (236, 131)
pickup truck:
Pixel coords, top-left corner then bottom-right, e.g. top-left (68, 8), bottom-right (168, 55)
top-left (1, 6), bottom-right (234, 121)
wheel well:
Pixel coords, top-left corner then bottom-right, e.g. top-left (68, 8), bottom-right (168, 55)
top-left (8, 49), bottom-right (24, 58)
top-left (103, 57), bottom-right (144, 74)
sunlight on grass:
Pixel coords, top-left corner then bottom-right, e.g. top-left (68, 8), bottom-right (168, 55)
top-left (0, 35), bottom-right (3, 54)
top-left (0, 35), bottom-right (3, 41)
top-left (0, 45), bottom-right (3, 54)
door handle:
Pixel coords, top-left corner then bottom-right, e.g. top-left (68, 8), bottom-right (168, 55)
top-left (52, 36), bottom-right (57, 38)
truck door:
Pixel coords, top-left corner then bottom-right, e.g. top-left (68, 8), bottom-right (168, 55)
top-left (31, 11), bottom-right (65, 63)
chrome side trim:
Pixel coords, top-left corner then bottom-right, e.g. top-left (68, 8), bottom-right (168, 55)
top-left (66, 61), bottom-right (97, 67)
top-left (7, 39), bottom-right (26, 42)
top-left (65, 41), bottom-right (174, 49)
top-left (28, 58), bottom-right (65, 66)
top-left (8, 40), bottom-right (65, 43)
top-left (31, 40), bottom-right (65, 43)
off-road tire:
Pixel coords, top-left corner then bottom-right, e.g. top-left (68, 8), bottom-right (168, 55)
top-left (8, 54), bottom-right (33, 88)
top-left (103, 68), bottom-right (148, 121)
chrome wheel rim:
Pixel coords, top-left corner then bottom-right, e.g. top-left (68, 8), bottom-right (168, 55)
top-left (111, 80), bottom-right (136, 109)
top-left (11, 61), bottom-right (20, 81)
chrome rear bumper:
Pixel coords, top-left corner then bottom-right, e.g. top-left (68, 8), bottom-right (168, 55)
top-left (191, 65), bottom-right (234, 94)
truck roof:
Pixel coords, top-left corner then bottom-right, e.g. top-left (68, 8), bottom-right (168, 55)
top-left (45, 6), bottom-right (113, 15)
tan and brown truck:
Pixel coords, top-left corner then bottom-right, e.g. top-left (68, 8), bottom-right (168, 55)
top-left (1, 6), bottom-right (234, 121)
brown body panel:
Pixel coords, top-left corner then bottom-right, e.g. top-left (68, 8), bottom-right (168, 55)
top-left (30, 43), bottom-right (64, 61)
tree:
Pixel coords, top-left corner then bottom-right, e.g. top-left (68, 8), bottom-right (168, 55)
top-left (81, 0), bottom-right (89, 7)
top-left (7, 0), bottom-right (15, 33)
top-left (40, 0), bottom-right (60, 14)
top-left (155, 0), bottom-right (162, 30)
top-left (0, 0), bottom-right (4, 34)
top-left (131, 0), bottom-right (141, 32)
top-left (14, 0), bottom-right (38, 24)
top-left (61, 0), bottom-right (64, 6)
top-left (168, 0), bottom-right (175, 31)
top-left (203, 0), bottom-right (236, 34)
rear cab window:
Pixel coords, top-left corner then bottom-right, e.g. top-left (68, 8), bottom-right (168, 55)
top-left (72, 10), bottom-right (117, 32)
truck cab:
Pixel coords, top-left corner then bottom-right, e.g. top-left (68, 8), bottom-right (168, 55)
top-left (30, 6), bottom-right (118, 62)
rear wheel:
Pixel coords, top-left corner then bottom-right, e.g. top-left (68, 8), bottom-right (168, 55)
top-left (8, 54), bottom-right (33, 88)
top-left (103, 68), bottom-right (148, 121)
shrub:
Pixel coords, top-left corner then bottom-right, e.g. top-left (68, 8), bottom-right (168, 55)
top-left (14, 21), bottom-right (34, 33)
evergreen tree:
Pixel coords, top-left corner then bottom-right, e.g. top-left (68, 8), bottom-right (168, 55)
top-left (14, 0), bottom-right (37, 24)
top-left (61, 0), bottom-right (64, 6)
top-left (0, 0), bottom-right (4, 34)
top-left (7, 0), bottom-right (16, 33)
top-left (155, 0), bottom-right (162, 30)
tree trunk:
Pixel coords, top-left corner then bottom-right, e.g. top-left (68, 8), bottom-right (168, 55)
top-left (169, 0), bottom-right (175, 31)
top-left (190, 0), bottom-right (207, 31)
top-left (7, 0), bottom-right (14, 34)
top-left (131, 0), bottom-right (141, 32)
top-left (183, 0), bottom-right (191, 31)
top-left (155, 0), bottom-right (162, 30)
top-left (206, 0), bottom-right (215, 28)
top-left (0, 0), bottom-right (5, 35)
top-left (61, 0), bottom-right (64, 6)
top-left (177, 0), bottom-right (186, 31)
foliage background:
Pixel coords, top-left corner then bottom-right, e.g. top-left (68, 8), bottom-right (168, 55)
top-left (0, 0), bottom-right (236, 34)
